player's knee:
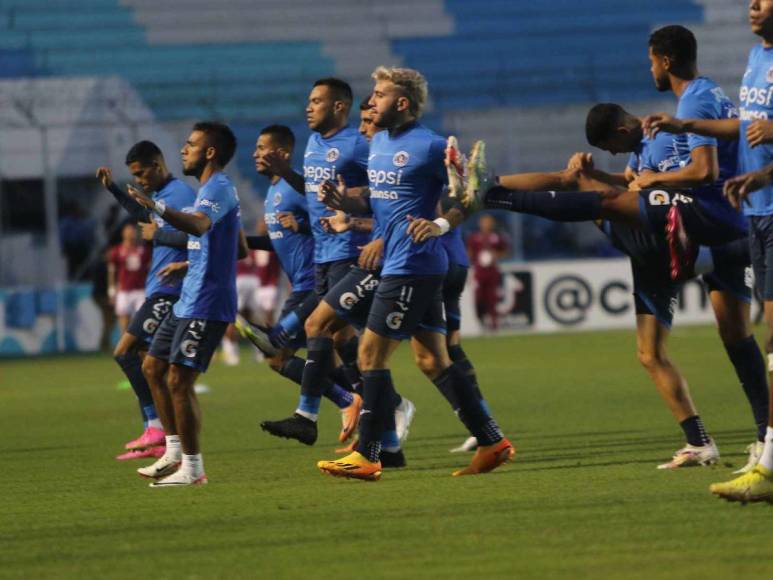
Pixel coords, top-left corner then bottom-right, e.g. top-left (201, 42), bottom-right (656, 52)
top-left (413, 350), bottom-right (440, 376)
top-left (142, 356), bottom-right (164, 383)
top-left (304, 309), bottom-right (327, 337)
top-left (166, 368), bottom-right (191, 396)
top-left (357, 341), bottom-right (381, 372)
top-left (637, 348), bottom-right (665, 371)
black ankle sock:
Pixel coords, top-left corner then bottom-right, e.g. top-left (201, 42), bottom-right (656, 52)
top-left (300, 337), bottom-right (334, 399)
top-left (356, 369), bottom-right (395, 462)
top-left (680, 415), bottom-right (711, 446)
top-left (115, 352), bottom-right (154, 410)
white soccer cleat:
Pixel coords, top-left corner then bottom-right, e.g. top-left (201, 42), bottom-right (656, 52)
top-left (395, 398), bottom-right (416, 443)
top-left (149, 470), bottom-right (208, 488)
top-left (656, 440), bottom-right (719, 470)
top-left (450, 436), bottom-right (479, 453)
top-left (445, 135), bottom-right (467, 199)
top-left (733, 441), bottom-right (764, 475)
top-left (463, 140), bottom-right (492, 213)
top-left (137, 453), bottom-right (181, 480)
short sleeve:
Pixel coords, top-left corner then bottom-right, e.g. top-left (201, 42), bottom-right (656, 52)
top-left (194, 181), bottom-right (233, 225)
top-left (678, 92), bottom-right (719, 151)
top-left (627, 153), bottom-right (639, 172)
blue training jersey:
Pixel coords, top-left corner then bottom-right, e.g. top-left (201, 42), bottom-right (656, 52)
top-left (173, 172), bottom-right (240, 322)
top-left (738, 44), bottom-right (773, 215)
top-left (440, 229), bottom-right (469, 268)
top-left (303, 125), bottom-right (370, 263)
top-left (265, 177), bottom-right (315, 292)
top-left (368, 122), bottom-right (449, 277)
top-left (146, 177), bottom-right (197, 298)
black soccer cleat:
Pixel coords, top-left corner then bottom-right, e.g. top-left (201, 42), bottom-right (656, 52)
top-left (380, 449), bottom-right (407, 469)
top-left (260, 413), bottom-right (318, 446)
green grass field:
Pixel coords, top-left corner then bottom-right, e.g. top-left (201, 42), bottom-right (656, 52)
top-left (2, 325), bottom-right (771, 579)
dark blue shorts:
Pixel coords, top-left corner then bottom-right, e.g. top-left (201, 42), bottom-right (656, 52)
top-left (148, 312), bottom-right (228, 373)
top-left (638, 189), bottom-right (747, 247)
top-left (279, 289), bottom-right (318, 350)
top-left (749, 215), bottom-right (773, 300)
top-left (314, 258), bottom-right (357, 298)
top-left (324, 266), bottom-right (381, 330)
top-left (633, 238), bottom-right (751, 329)
top-left (366, 275), bottom-right (446, 340)
top-left (127, 293), bottom-right (176, 344)
top-left (442, 263), bottom-right (468, 333)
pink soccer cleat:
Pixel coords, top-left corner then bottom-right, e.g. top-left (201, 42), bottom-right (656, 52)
top-left (116, 446), bottom-right (166, 461)
top-left (124, 426), bottom-right (165, 451)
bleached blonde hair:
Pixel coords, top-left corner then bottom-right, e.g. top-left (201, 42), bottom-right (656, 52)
top-left (371, 66), bottom-right (428, 117)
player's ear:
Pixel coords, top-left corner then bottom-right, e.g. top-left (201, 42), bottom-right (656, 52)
top-left (205, 146), bottom-right (217, 162)
top-left (396, 95), bottom-right (410, 113)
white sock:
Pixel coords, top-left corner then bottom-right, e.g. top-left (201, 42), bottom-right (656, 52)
top-left (164, 435), bottom-right (182, 460)
top-left (222, 337), bottom-right (238, 357)
top-left (760, 426), bottom-right (773, 471)
top-left (147, 418), bottom-right (163, 430)
top-left (295, 409), bottom-right (318, 422)
top-left (181, 453), bottom-right (204, 477)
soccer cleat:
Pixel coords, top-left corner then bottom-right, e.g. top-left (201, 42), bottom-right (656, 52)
top-left (124, 426), bottom-right (165, 450)
top-left (116, 445), bottom-right (165, 461)
top-left (339, 393), bottom-right (363, 443)
top-left (665, 204), bottom-right (698, 281)
top-left (395, 398), bottom-right (416, 443)
top-left (463, 140), bottom-right (492, 212)
top-left (380, 449), bottom-right (406, 469)
top-left (137, 454), bottom-right (181, 480)
top-left (317, 451), bottom-right (382, 481)
top-left (149, 471), bottom-right (208, 488)
top-left (452, 437), bottom-right (515, 476)
top-left (733, 441), bottom-right (764, 475)
top-left (445, 135), bottom-right (467, 199)
top-left (710, 464), bottom-right (773, 503)
top-left (450, 436), bottom-right (479, 453)
top-left (336, 439), bottom-right (358, 454)
top-left (656, 440), bottom-right (719, 470)
top-left (234, 314), bottom-right (278, 357)
top-left (260, 413), bottom-right (318, 446)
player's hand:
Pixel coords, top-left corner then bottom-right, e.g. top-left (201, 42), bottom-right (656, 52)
top-left (157, 261), bottom-right (188, 283)
top-left (724, 170), bottom-right (770, 210)
top-left (642, 112), bottom-right (684, 138)
top-left (126, 184), bottom-right (154, 209)
top-left (96, 166), bottom-right (114, 188)
top-left (629, 172), bottom-right (656, 191)
top-left (406, 214), bottom-right (442, 243)
top-left (320, 210), bottom-right (351, 233)
top-left (567, 152), bottom-right (593, 171)
top-left (277, 211), bottom-right (299, 232)
top-left (357, 238), bottom-right (384, 271)
top-left (139, 220), bottom-right (158, 241)
top-left (746, 120), bottom-right (773, 147)
top-left (258, 150), bottom-right (291, 176)
top-left (319, 175), bottom-right (347, 209)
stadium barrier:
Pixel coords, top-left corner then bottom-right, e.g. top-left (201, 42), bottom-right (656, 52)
top-left (458, 258), bottom-right (753, 336)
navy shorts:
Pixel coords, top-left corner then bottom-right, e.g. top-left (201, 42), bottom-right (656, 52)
top-left (442, 263), bottom-right (468, 333)
top-left (633, 239), bottom-right (752, 329)
top-left (127, 293), bottom-right (176, 344)
top-left (279, 289), bottom-right (318, 350)
top-left (638, 189), bottom-right (747, 247)
top-left (324, 266), bottom-right (381, 330)
top-left (148, 312), bottom-right (228, 373)
top-left (366, 275), bottom-right (446, 340)
top-left (314, 258), bottom-right (357, 297)
top-left (749, 215), bottom-right (773, 300)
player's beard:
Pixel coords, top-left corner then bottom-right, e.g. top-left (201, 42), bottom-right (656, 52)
top-left (182, 156), bottom-right (207, 179)
top-left (373, 105), bottom-right (400, 129)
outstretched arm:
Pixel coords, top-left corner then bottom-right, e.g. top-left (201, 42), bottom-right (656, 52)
top-left (643, 113), bottom-right (740, 141)
top-left (96, 167), bottom-right (151, 222)
top-left (127, 184), bottom-right (212, 237)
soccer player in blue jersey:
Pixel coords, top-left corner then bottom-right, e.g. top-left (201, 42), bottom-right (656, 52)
top-left (646, 2), bottom-right (773, 501)
top-left (317, 67), bottom-right (514, 481)
top-left (95, 142), bottom-right (196, 461)
top-left (237, 124), bottom-right (365, 445)
top-left (127, 122), bottom-right (244, 487)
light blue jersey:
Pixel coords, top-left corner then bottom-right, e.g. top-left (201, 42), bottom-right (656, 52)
top-left (303, 125), bottom-right (370, 263)
top-left (368, 122), bottom-right (449, 276)
top-left (265, 177), bottom-right (315, 292)
top-left (173, 172), bottom-right (240, 322)
top-left (738, 44), bottom-right (773, 215)
top-left (146, 177), bottom-right (197, 298)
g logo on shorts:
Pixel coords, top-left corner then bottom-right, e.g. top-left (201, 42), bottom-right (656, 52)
top-left (386, 312), bottom-right (404, 330)
top-left (339, 292), bottom-right (358, 310)
top-left (648, 190), bottom-right (670, 206)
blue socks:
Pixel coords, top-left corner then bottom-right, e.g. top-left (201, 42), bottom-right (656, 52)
top-left (115, 351), bottom-right (157, 426)
top-left (724, 335), bottom-right (769, 441)
top-left (485, 186), bottom-right (603, 222)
